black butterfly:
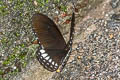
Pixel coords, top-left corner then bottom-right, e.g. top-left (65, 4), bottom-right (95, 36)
top-left (32, 12), bottom-right (75, 72)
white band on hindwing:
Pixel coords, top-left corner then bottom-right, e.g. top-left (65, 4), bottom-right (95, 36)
top-left (36, 44), bottom-right (59, 71)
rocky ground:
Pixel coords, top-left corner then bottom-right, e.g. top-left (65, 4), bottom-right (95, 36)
top-left (51, 0), bottom-right (120, 80)
top-left (0, 0), bottom-right (120, 80)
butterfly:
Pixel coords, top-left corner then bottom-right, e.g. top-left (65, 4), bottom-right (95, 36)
top-left (32, 12), bottom-right (75, 72)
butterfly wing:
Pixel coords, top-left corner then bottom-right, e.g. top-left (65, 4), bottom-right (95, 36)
top-left (32, 13), bottom-right (68, 71)
top-left (36, 47), bottom-right (67, 71)
top-left (32, 13), bottom-right (66, 49)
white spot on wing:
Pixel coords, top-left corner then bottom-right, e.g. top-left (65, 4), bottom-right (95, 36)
top-left (55, 63), bottom-right (58, 66)
top-left (38, 52), bottom-right (41, 55)
top-left (35, 37), bottom-right (38, 40)
top-left (49, 59), bottom-right (52, 63)
top-left (40, 49), bottom-right (45, 53)
top-left (41, 45), bottom-right (44, 49)
top-left (41, 53), bottom-right (48, 57)
top-left (45, 56), bottom-right (50, 60)
top-left (52, 61), bottom-right (55, 65)
top-left (50, 65), bottom-right (53, 68)
top-left (43, 60), bottom-right (46, 62)
top-left (40, 56), bottom-right (42, 58)
top-left (47, 63), bottom-right (49, 65)
top-left (54, 66), bottom-right (57, 69)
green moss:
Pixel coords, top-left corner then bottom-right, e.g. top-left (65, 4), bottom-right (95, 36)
top-left (0, 70), bottom-right (4, 75)
top-left (22, 61), bottom-right (27, 67)
top-left (1, 38), bottom-right (7, 43)
top-left (2, 60), bottom-right (10, 66)
top-left (14, 1), bottom-right (24, 10)
top-left (60, 5), bottom-right (67, 12)
top-left (14, 32), bottom-right (20, 37)
top-left (0, 1), bottom-right (9, 15)
top-left (20, 43), bottom-right (25, 48)
top-left (0, 78), bottom-right (4, 80)
top-left (54, 0), bottom-right (60, 3)
top-left (19, 52), bottom-right (26, 59)
top-left (36, 0), bottom-right (46, 7)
